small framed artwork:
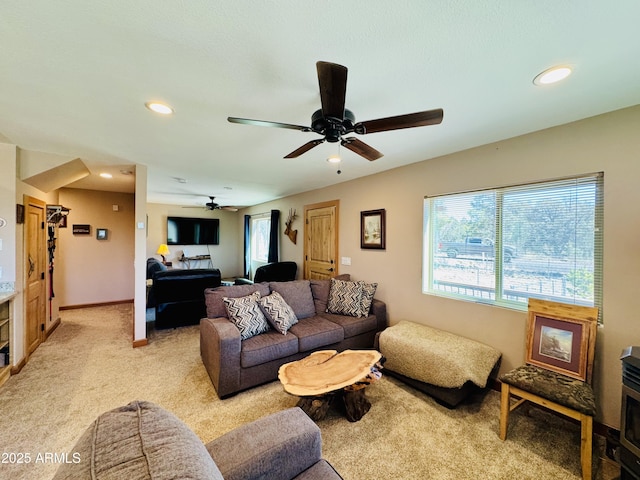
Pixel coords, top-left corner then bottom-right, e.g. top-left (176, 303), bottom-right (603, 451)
top-left (96, 228), bottom-right (108, 240)
top-left (72, 224), bottom-right (91, 235)
top-left (360, 209), bottom-right (386, 250)
top-left (525, 298), bottom-right (598, 382)
top-left (16, 204), bottom-right (24, 224)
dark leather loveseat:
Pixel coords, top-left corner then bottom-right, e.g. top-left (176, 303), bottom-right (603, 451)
top-left (153, 268), bottom-right (222, 329)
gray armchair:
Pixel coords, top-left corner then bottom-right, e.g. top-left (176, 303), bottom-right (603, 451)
top-left (53, 401), bottom-right (342, 480)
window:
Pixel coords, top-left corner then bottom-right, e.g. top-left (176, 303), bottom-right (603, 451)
top-left (251, 216), bottom-right (271, 262)
top-left (423, 173), bottom-right (603, 315)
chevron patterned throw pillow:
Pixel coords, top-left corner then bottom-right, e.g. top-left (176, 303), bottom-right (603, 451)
top-left (223, 292), bottom-right (270, 340)
top-left (258, 291), bottom-right (298, 334)
top-left (327, 278), bottom-right (363, 317)
top-left (358, 281), bottom-right (378, 317)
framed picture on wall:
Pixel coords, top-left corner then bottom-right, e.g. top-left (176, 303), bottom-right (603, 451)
top-left (73, 224), bottom-right (91, 235)
top-left (360, 209), bottom-right (386, 249)
top-left (96, 228), bottom-right (108, 240)
top-left (16, 204), bottom-right (24, 224)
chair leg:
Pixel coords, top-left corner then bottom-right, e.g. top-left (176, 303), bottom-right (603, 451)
top-left (500, 382), bottom-right (510, 440)
top-left (580, 414), bottom-right (593, 480)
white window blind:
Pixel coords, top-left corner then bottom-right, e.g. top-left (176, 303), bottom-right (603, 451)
top-left (423, 173), bottom-right (603, 317)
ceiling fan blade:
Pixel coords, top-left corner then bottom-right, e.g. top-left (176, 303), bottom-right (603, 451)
top-left (228, 117), bottom-right (311, 131)
top-left (354, 108), bottom-right (444, 134)
top-left (341, 137), bottom-right (383, 161)
top-left (221, 206), bottom-right (239, 212)
top-left (284, 139), bottom-right (325, 158)
top-left (316, 61), bottom-right (347, 121)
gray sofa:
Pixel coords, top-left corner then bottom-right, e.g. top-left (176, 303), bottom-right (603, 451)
top-left (200, 277), bottom-right (387, 398)
top-left (52, 400), bottom-right (341, 480)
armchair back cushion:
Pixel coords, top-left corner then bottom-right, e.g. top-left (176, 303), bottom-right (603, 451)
top-left (52, 401), bottom-right (223, 480)
top-left (146, 257), bottom-right (167, 279)
top-left (254, 261), bottom-right (298, 283)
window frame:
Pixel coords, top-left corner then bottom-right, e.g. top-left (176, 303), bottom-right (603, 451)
top-left (422, 173), bottom-right (603, 318)
top-left (250, 214), bottom-right (271, 263)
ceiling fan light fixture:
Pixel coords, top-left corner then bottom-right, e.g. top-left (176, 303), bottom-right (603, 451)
top-left (533, 65), bottom-right (573, 86)
top-left (327, 154), bottom-right (341, 164)
top-left (145, 101), bottom-right (174, 115)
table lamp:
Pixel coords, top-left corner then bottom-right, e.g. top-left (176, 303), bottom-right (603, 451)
top-left (156, 244), bottom-right (170, 264)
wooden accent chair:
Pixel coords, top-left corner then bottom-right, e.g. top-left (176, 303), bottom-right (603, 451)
top-left (499, 299), bottom-right (598, 480)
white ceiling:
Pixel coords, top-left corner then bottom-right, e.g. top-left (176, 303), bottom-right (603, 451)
top-left (2, 1), bottom-right (640, 208)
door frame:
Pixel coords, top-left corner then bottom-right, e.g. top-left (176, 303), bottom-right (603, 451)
top-left (23, 195), bottom-right (47, 359)
top-left (303, 199), bottom-right (339, 280)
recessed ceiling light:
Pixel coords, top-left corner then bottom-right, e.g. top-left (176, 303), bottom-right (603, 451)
top-left (145, 102), bottom-right (174, 115)
top-left (533, 65), bottom-right (573, 86)
top-left (100, 172), bottom-right (113, 179)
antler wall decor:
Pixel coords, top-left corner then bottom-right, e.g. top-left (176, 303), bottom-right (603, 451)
top-left (284, 208), bottom-right (298, 244)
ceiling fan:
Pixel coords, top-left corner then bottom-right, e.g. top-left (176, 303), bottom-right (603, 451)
top-left (228, 61), bottom-right (444, 161)
top-left (183, 196), bottom-right (238, 212)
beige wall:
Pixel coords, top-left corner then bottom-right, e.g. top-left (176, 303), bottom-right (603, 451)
top-left (240, 105), bottom-right (640, 428)
top-left (57, 189), bottom-right (135, 306)
top-left (0, 143), bottom-right (17, 286)
top-left (146, 203), bottom-right (240, 279)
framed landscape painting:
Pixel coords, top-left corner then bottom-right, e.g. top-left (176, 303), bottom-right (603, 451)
top-left (361, 209), bottom-right (386, 249)
top-left (525, 298), bottom-right (598, 382)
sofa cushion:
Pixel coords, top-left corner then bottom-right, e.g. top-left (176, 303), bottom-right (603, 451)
top-left (269, 280), bottom-right (316, 319)
top-left (309, 274), bottom-right (350, 314)
top-left (223, 292), bottom-right (270, 340)
top-left (259, 291), bottom-right (298, 334)
top-left (288, 316), bottom-right (344, 352)
top-left (205, 283), bottom-right (270, 318)
top-left (241, 329), bottom-right (300, 368)
top-left (327, 278), bottom-right (363, 317)
top-left (52, 400), bottom-right (223, 480)
top-left (321, 312), bottom-right (378, 339)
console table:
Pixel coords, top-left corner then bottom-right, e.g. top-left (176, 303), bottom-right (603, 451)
top-left (180, 254), bottom-right (213, 269)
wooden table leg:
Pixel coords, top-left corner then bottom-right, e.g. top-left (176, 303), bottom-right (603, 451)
top-left (343, 388), bottom-right (371, 422)
top-left (297, 394), bottom-right (334, 421)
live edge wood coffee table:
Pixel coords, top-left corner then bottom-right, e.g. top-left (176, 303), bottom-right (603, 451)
top-left (278, 349), bottom-right (383, 422)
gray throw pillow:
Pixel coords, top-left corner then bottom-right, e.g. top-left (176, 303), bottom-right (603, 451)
top-left (223, 292), bottom-right (270, 340)
top-left (259, 291), bottom-right (298, 334)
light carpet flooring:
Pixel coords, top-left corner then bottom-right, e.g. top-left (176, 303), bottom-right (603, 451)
top-left (0, 303), bottom-right (620, 480)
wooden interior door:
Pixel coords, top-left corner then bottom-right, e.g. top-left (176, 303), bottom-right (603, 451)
top-left (304, 200), bottom-right (339, 280)
top-left (24, 196), bottom-right (46, 356)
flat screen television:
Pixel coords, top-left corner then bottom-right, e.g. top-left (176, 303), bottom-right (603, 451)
top-left (167, 216), bottom-right (219, 245)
